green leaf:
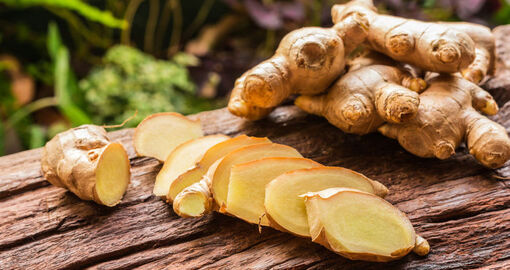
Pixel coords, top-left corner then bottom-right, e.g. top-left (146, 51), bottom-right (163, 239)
top-left (47, 22), bottom-right (62, 60)
top-left (29, 125), bottom-right (46, 149)
top-left (54, 46), bottom-right (91, 126)
top-left (0, 0), bottom-right (127, 29)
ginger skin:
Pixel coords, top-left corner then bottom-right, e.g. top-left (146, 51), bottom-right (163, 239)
top-left (332, 0), bottom-right (475, 74)
top-left (379, 74), bottom-right (510, 168)
top-left (439, 22), bottom-right (495, 84)
top-left (41, 125), bottom-right (131, 206)
top-left (228, 13), bottom-right (369, 120)
top-left (295, 54), bottom-right (426, 134)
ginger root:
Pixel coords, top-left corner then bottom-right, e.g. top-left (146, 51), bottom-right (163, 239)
top-left (332, 0), bottom-right (475, 74)
top-left (228, 12), bottom-right (369, 120)
top-left (41, 125), bottom-right (131, 206)
top-left (134, 112), bottom-right (203, 161)
top-left (295, 60), bottom-right (426, 134)
top-left (264, 167), bottom-right (388, 237)
top-left (379, 74), bottom-right (510, 168)
top-left (303, 188), bottom-right (428, 262)
top-left (439, 22), bottom-right (494, 84)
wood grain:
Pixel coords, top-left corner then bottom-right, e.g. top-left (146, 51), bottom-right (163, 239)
top-left (1, 27), bottom-right (510, 270)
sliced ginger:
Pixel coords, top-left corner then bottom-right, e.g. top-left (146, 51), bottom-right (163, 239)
top-left (226, 157), bottom-right (322, 225)
top-left (134, 112), bottom-right (203, 161)
top-left (167, 135), bottom-right (271, 201)
top-left (41, 125), bottom-right (131, 207)
top-left (264, 167), bottom-right (388, 237)
top-left (173, 143), bottom-right (303, 217)
top-left (303, 188), bottom-right (428, 262)
top-left (153, 134), bottom-right (229, 198)
top-left (212, 143), bottom-right (303, 212)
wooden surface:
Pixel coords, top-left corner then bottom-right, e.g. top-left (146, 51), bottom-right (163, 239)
top-left (2, 28), bottom-right (510, 270)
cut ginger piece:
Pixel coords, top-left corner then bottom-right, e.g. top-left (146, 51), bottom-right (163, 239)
top-left (153, 134), bottom-right (230, 197)
top-left (226, 157), bottom-right (322, 226)
top-left (212, 143), bottom-right (303, 212)
top-left (303, 188), bottom-right (421, 262)
top-left (173, 158), bottom-right (223, 217)
top-left (264, 167), bottom-right (388, 237)
top-left (167, 135), bottom-right (271, 201)
top-left (134, 112), bottom-right (203, 161)
top-left (41, 125), bottom-right (131, 207)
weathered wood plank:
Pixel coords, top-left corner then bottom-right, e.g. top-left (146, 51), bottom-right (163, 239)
top-left (1, 26), bottom-right (510, 270)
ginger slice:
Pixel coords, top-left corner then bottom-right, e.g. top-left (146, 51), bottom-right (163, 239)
top-left (302, 188), bottom-right (420, 262)
top-left (41, 125), bottom-right (131, 207)
top-left (173, 143), bottom-right (303, 217)
top-left (153, 134), bottom-right (229, 197)
top-left (134, 112), bottom-right (203, 161)
top-left (226, 157), bottom-right (322, 226)
top-left (264, 167), bottom-right (388, 237)
top-left (212, 143), bottom-right (303, 212)
top-left (167, 135), bottom-right (271, 202)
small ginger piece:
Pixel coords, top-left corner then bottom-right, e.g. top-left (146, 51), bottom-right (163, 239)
top-left (134, 112), bottom-right (203, 161)
top-left (295, 63), bottom-right (426, 134)
top-left (41, 125), bottom-right (131, 206)
top-left (264, 167), bottom-right (388, 237)
top-left (379, 74), bottom-right (510, 168)
top-left (153, 134), bottom-right (229, 198)
top-left (332, 0), bottom-right (475, 73)
top-left (439, 22), bottom-right (494, 84)
top-left (167, 135), bottom-right (271, 202)
top-left (228, 12), bottom-right (369, 120)
top-left (173, 158), bottom-right (222, 217)
top-left (173, 143), bottom-right (303, 217)
top-left (226, 157), bottom-right (322, 225)
top-left (302, 188), bottom-right (423, 262)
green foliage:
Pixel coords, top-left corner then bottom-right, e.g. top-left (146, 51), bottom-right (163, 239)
top-left (79, 45), bottom-right (221, 127)
top-left (1, 0), bottom-right (127, 29)
top-left (48, 22), bottom-right (91, 126)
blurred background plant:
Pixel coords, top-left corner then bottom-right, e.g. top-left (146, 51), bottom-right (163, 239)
top-left (0, 0), bottom-right (508, 155)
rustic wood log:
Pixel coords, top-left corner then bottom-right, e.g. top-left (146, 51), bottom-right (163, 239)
top-left (1, 27), bottom-right (510, 269)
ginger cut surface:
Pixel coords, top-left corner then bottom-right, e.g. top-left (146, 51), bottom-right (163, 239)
top-left (226, 157), bottom-right (322, 226)
top-left (332, 0), bottom-right (475, 73)
top-left (41, 125), bottom-right (131, 206)
top-left (167, 135), bottom-right (271, 202)
top-left (134, 112), bottom-right (203, 161)
top-left (264, 167), bottom-right (388, 237)
top-left (153, 134), bottom-right (229, 198)
top-left (303, 188), bottom-right (418, 262)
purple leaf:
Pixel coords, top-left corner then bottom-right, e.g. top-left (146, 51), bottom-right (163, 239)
top-left (277, 1), bottom-right (305, 22)
top-left (243, 0), bottom-right (283, 30)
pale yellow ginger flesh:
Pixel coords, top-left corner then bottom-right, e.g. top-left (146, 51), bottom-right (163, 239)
top-left (264, 167), bottom-right (388, 237)
top-left (153, 134), bottom-right (229, 197)
top-left (212, 143), bottom-right (303, 212)
top-left (303, 188), bottom-right (421, 262)
top-left (167, 135), bottom-right (271, 201)
top-left (226, 157), bottom-right (322, 226)
top-left (41, 125), bottom-right (131, 207)
top-left (172, 158), bottom-right (222, 217)
top-left (173, 143), bottom-right (303, 217)
top-left (134, 112), bottom-right (203, 161)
